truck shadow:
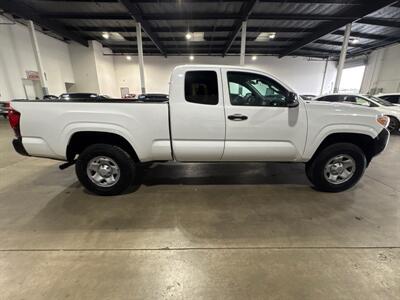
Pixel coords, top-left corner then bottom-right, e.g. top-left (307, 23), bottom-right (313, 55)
top-left (14, 163), bottom-right (362, 246)
top-left (138, 162), bottom-right (309, 186)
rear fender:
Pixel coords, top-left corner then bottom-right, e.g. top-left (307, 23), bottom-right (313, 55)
top-left (60, 123), bottom-right (138, 159)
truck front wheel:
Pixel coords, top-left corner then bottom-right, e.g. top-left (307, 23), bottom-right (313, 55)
top-left (305, 143), bottom-right (367, 192)
top-left (75, 144), bottom-right (136, 195)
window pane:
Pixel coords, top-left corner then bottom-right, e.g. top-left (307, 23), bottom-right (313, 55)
top-left (383, 95), bottom-right (400, 104)
top-left (227, 72), bottom-right (288, 107)
top-left (324, 95), bottom-right (340, 102)
top-left (355, 97), bottom-right (371, 107)
top-left (185, 71), bottom-right (218, 105)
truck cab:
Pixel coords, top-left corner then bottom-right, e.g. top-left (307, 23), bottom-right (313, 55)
top-left (169, 65), bottom-right (306, 162)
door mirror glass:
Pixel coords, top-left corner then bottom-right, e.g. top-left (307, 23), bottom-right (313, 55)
top-left (287, 92), bottom-right (299, 107)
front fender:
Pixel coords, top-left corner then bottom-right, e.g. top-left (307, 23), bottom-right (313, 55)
top-left (303, 123), bottom-right (380, 160)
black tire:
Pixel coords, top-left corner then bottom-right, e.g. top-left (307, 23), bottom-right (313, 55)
top-left (305, 143), bottom-right (366, 192)
top-left (387, 116), bottom-right (399, 133)
top-left (75, 144), bottom-right (136, 196)
top-left (305, 162), bottom-right (314, 183)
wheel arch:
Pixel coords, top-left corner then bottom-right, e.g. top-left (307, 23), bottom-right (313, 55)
top-left (385, 114), bottom-right (400, 131)
top-left (309, 132), bottom-right (375, 164)
top-left (385, 114), bottom-right (400, 121)
top-left (66, 131), bottom-right (140, 162)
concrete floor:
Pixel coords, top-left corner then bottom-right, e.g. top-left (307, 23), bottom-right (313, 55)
top-left (0, 119), bottom-right (399, 299)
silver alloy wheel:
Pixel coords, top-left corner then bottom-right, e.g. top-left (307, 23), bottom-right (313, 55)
top-left (324, 154), bottom-right (356, 185)
top-left (86, 156), bottom-right (120, 187)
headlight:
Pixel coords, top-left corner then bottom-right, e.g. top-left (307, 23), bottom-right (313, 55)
top-left (377, 115), bottom-right (389, 128)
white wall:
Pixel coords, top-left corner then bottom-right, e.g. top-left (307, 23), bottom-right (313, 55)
top-left (114, 55), bottom-right (337, 97)
top-left (361, 43), bottom-right (400, 94)
top-left (0, 16), bottom-right (74, 100)
top-left (68, 41), bottom-right (119, 97)
top-left (68, 42), bottom-right (99, 94)
top-left (92, 41), bottom-right (119, 97)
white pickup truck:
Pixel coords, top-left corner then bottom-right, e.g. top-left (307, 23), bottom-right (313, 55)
top-left (9, 65), bottom-right (390, 195)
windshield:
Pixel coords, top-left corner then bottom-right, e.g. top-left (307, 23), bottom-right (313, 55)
top-left (364, 95), bottom-right (394, 106)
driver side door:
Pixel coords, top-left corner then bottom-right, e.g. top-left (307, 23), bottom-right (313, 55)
top-left (221, 69), bottom-right (308, 161)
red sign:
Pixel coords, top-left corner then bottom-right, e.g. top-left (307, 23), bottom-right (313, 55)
top-left (26, 70), bottom-right (40, 81)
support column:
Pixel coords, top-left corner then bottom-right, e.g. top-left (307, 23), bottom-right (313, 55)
top-left (320, 58), bottom-right (329, 95)
top-left (334, 23), bottom-right (352, 93)
top-left (240, 21), bottom-right (247, 66)
top-left (136, 22), bottom-right (146, 94)
top-left (27, 20), bottom-right (48, 96)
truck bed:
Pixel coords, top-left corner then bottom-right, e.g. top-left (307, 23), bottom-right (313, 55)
top-left (11, 99), bottom-right (172, 162)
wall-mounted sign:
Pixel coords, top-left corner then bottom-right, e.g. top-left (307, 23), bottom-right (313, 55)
top-left (26, 70), bottom-right (40, 81)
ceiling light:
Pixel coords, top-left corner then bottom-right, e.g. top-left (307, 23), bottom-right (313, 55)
top-left (126, 55), bottom-right (132, 61)
top-left (185, 32), bottom-right (192, 40)
top-left (350, 37), bottom-right (360, 44)
top-left (102, 32), bottom-right (110, 39)
top-left (189, 55), bottom-right (194, 61)
top-left (251, 55), bottom-right (257, 61)
top-left (255, 32), bottom-right (276, 42)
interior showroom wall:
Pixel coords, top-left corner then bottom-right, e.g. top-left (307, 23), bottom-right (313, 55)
top-left (114, 54), bottom-right (338, 96)
top-left (361, 43), bottom-right (400, 94)
top-left (0, 16), bottom-right (74, 101)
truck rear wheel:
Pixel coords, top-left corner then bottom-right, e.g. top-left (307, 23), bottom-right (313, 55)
top-left (305, 143), bottom-right (366, 192)
top-left (75, 144), bottom-right (136, 195)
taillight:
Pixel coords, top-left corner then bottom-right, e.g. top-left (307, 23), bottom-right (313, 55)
top-left (8, 108), bottom-right (21, 137)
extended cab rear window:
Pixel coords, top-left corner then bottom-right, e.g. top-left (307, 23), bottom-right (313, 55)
top-left (184, 71), bottom-right (218, 105)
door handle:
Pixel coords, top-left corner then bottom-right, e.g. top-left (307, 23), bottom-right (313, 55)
top-left (228, 114), bottom-right (248, 121)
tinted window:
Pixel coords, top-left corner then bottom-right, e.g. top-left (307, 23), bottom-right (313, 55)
top-left (317, 95), bottom-right (341, 102)
top-left (366, 96), bottom-right (394, 106)
top-left (343, 96), bottom-right (373, 107)
top-left (381, 95), bottom-right (400, 104)
top-left (227, 72), bottom-right (289, 107)
top-left (185, 71), bottom-right (218, 105)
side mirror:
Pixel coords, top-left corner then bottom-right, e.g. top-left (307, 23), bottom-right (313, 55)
top-left (287, 92), bottom-right (299, 108)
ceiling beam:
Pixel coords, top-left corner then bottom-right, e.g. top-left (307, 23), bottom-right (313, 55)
top-left (279, 1), bottom-right (397, 57)
top-left (347, 36), bottom-right (400, 57)
top-left (42, 12), bottom-right (400, 24)
top-left (0, 0), bottom-right (88, 45)
top-left (66, 25), bottom-right (314, 33)
top-left (41, 12), bottom-right (131, 19)
top-left (332, 30), bottom-right (399, 41)
top-left (39, 0), bottom-right (365, 3)
top-left (313, 39), bottom-right (365, 48)
top-left (259, 0), bottom-right (364, 3)
top-left (42, 12), bottom-right (363, 21)
top-left (108, 44), bottom-right (341, 55)
top-left (118, 0), bottom-right (166, 56)
top-left (301, 46), bottom-right (341, 54)
top-left (103, 36), bottom-right (366, 46)
top-left (357, 18), bottom-right (400, 28)
top-left (222, 0), bottom-right (258, 56)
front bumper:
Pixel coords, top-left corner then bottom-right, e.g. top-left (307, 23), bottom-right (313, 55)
top-left (371, 128), bottom-right (389, 157)
top-left (12, 138), bottom-right (29, 156)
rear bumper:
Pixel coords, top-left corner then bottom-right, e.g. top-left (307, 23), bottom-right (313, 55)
top-left (12, 138), bottom-right (29, 156)
top-left (371, 128), bottom-right (389, 157)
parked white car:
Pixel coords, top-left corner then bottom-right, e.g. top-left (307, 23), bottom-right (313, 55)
top-left (314, 93), bottom-right (400, 133)
top-left (374, 93), bottom-right (400, 105)
top-left (9, 65), bottom-right (390, 195)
